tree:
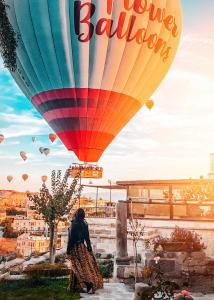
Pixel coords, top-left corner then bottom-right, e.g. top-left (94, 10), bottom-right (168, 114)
top-left (28, 167), bottom-right (81, 264)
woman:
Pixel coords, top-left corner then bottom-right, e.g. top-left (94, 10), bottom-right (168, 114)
top-left (67, 208), bottom-right (103, 294)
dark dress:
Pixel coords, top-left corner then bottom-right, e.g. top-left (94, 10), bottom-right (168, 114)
top-left (67, 219), bottom-right (103, 292)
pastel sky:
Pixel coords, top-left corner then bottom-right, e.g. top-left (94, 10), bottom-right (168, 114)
top-left (0, 0), bottom-right (214, 194)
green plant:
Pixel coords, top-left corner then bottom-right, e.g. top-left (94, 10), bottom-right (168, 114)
top-left (28, 167), bottom-right (82, 263)
top-left (0, 0), bottom-right (18, 71)
top-left (98, 260), bottom-right (113, 279)
top-left (23, 263), bottom-right (70, 279)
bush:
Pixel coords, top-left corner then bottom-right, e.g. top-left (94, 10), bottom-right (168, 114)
top-left (98, 260), bottom-right (113, 279)
top-left (55, 254), bottom-right (66, 264)
top-left (23, 263), bottom-right (69, 279)
top-left (154, 226), bottom-right (206, 252)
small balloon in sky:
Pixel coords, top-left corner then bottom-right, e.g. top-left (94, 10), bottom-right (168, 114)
top-left (32, 136), bottom-right (36, 143)
top-left (20, 151), bottom-right (27, 161)
top-left (7, 175), bottom-right (13, 183)
top-left (41, 175), bottom-right (48, 183)
top-left (39, 147), bottom-right (44, 154)
top-left (146, 100), bottom-right (154, 110)
top-left (43, 148), bottom-right (50, 156)
top-left (49, 133), bottom-right (57, 143)
top-left (0, 134), bottom-right (4, 144)
top-left (22, 174), bottom-right (29, 181)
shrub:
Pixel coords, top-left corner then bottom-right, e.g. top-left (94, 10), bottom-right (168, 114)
top-left (98, 260), bottom-right (113, 279)
top-left (55, 254), bottom-right (66, 264)
top-left (154, 227), bottom-right (206, 252)
top-left (23, 263), bottom-right (69, 279)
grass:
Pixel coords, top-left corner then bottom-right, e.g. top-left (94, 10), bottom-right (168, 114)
top-left (0, 278), bottom-right (80, 300)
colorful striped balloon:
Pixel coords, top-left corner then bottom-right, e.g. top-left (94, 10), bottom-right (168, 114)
top-left (6, 0), bottom-right (182, 162)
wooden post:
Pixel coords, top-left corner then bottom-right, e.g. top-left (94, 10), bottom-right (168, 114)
top-left (116, 201), bottom-right (129, 264)
top-left (169, 184), bottom-right (173, 220)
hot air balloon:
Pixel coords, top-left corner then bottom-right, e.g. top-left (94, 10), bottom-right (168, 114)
top-left (0, 134), bottom-right (4, 144)
top-left (22, 174), bottom-right (29, 181)
top-left (7, 175), bottom-right (13, 183)
top-left (41, 175), bottom-right (48, 183)
top-left (39, 147), bottom-right (44, 154)
top-left (20, 151), bottom-right (27, 161)
top-left (146, 100), bottom-right (154, 110)
top-left (32, 136), bottom-right (36, 143)
top-left (49, 133), bottom-right (57, 143)
top-left (5, 0), bottom-right (182, 162)
top-left (43, 148), bottom-right (50, 156)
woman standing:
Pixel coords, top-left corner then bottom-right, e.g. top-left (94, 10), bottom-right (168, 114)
top-left (67, 208), bottom-right (103, 294)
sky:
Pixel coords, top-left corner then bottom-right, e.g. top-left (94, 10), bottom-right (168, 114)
top-left (0, 0), bottom-right (214, 194)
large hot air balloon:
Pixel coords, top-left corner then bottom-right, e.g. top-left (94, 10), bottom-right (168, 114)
top-left (22, 174), bottom-right (29, 181)
top-left (20, 151), bottom-right (27, 161)
top-left (41, 175), bottom-right (48, 183)
top-left (7, 175), bottom-right (13, 183)
top-left (49, 133), bottom-right (57, 143)
top-left (0, 134), bottom-right (4, 144)
top-left (5, 0), bottom-right (182, 162)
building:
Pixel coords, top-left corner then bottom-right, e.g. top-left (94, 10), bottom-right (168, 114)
top-left (12, 216), bottom-right (46, 233)
top-left (16, 233), bottom-right (50, 257)
top-left (0, 190), bottom-right (28, 208)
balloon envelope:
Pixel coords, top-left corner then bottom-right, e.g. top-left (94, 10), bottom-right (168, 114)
top-left (7, 175), bottom-right (13, 183)
top-left (146, 100), bottom-right (154, 110)
top-left (49, 133), bottom-right (57, 143)
top-left (39, 147), bottom-right (44, 154)
top-left (0, 134), bottom-right (4, 144)
top-left (43, 148), bottom-right (50, 156)
top-left (6, 0), bottom-right (182, 162)
top-left (20, 151), bottom-right (27, 161)
top-left (22, 174), bottom-right (29, 181)
top-left (41, 175), bottom-right (48, 183)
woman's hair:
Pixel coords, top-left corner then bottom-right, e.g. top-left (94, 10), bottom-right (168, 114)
top-left (74, 208), bottom-right (85, 221)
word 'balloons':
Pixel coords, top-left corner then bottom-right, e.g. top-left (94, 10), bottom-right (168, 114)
top-left (20, 151), bottom-right (27, 161)
top-left (0, 134), bottom-right (4, 144)
top-left (7, 176), bottom-right (13, 183)
top-left (6, 0), bottom-right (182, 162)
top-left (41, 175), bottom-right (48, 183)
top-left (146, 100), bottom-right (154, 110)
top-left (49, 133), bottom-right (57, 143)
top-left (22, 174), bottom-right (29, 181)
top-left (39, 147), bottom-right (44, 154)
top-left (43, 148), bottom-right (50, 156)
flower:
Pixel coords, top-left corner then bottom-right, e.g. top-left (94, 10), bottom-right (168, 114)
top-left (181, 290), bottom-right (190, 296)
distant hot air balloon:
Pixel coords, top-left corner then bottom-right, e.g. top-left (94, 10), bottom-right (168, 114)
top-left (39, 147), bottom-right (44, 154)
top-left (20, 151), bottom-right (27, 161)
top-left (41, 175), bottom-right (48, 183)
top-left (32, 136), bottom-right (36, 143)
top-left (22, 174), bottom-right (29, 181)
top-left (43, 148), bottom-right (50, 156)
top-left (0, 134), bottom-right (4, 144)
top-left (146, 100), bottom-right (154, 110)
top-left (49, 133), bottom-right (57, 143)
top-left (5, 0), bottom-right (182, 162)
top-left (7, 175), bottom-right (13, 183)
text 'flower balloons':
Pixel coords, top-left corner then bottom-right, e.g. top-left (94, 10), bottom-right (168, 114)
top-left (6, 0), bottom-right (182, 162)
top-left (20, 151), bottom-right (27, 161)
top-left (49, 133), bottom-right (57, 143)
top-left (41, 175), bottom-right (48, 183)
top-left (22, 174), bottom-right (29, 181)
top-left (0, 134), bottom-right (4, 144)
top-left (7, 175), bottom-right (13, 183)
